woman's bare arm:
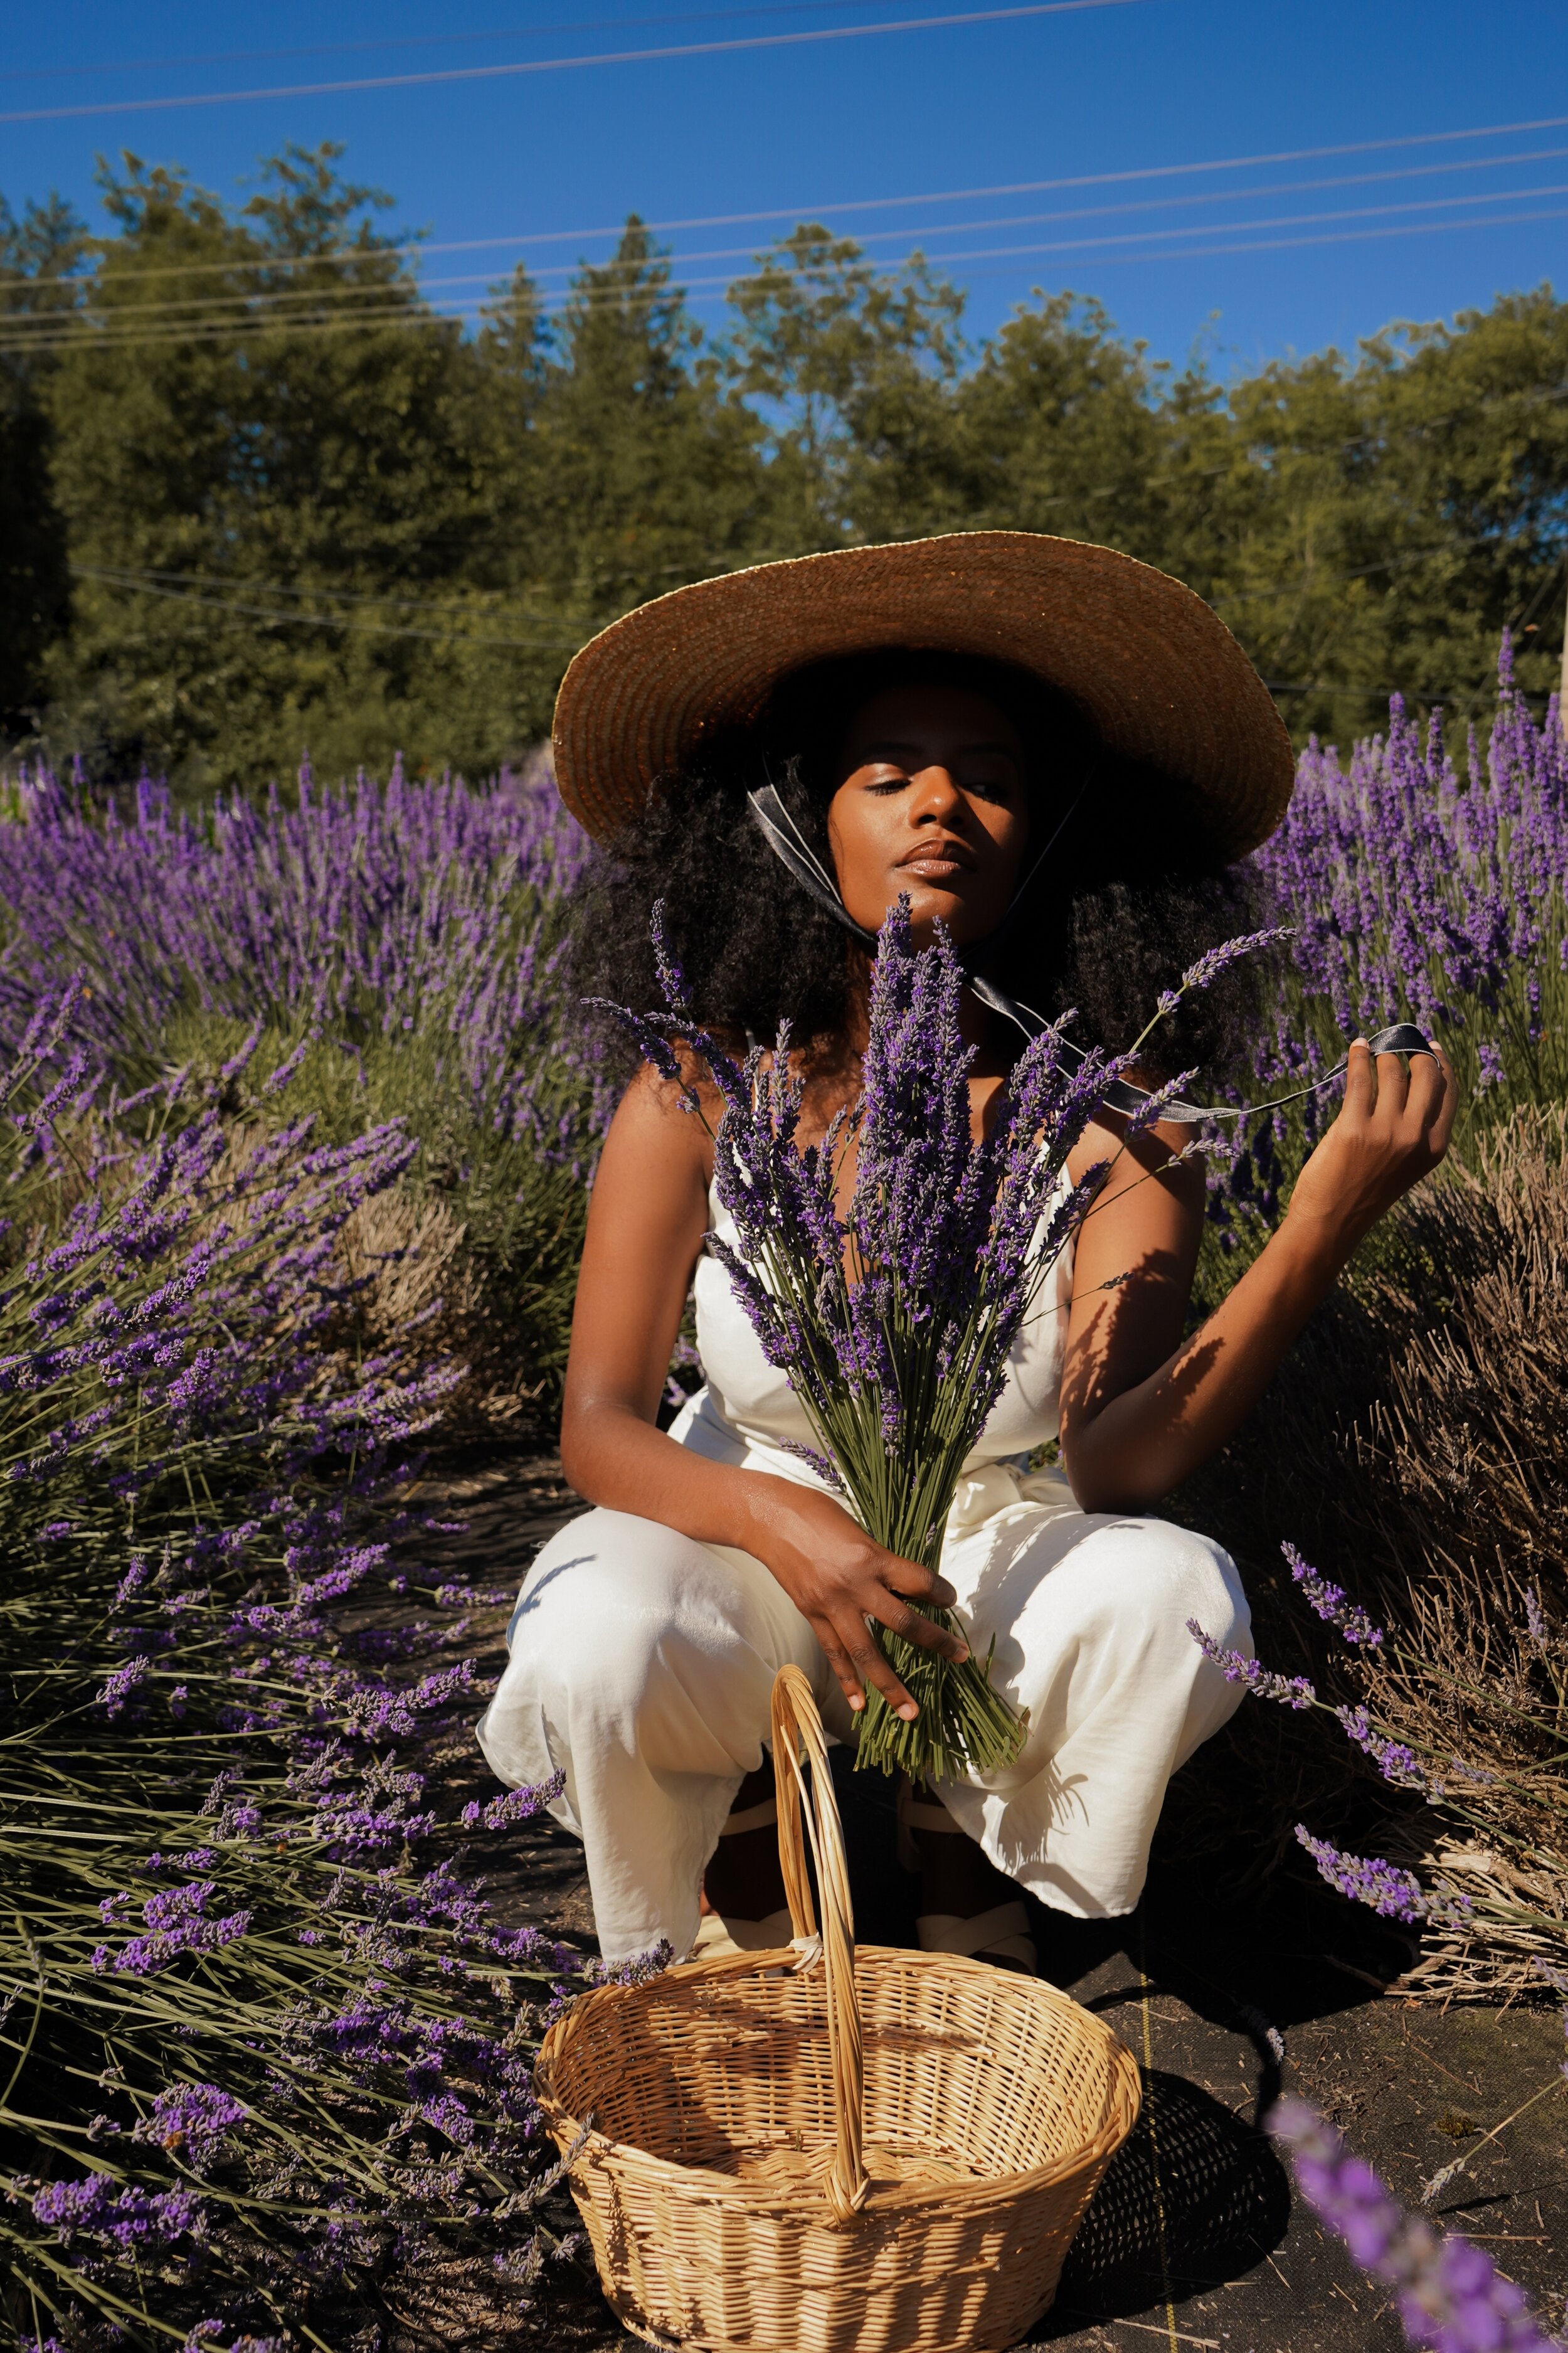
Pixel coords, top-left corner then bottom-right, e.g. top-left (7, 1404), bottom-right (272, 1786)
top-left (558, 1067), bottom-right (968, 1720)
top-left (1059, 1039), bottom-right (1459, 1513)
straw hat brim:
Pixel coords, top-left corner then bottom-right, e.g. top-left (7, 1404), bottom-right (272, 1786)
top-left (551, 529), bottom-right (1295, 861)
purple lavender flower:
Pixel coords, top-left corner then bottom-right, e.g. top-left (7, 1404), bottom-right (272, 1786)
top-left (94, 1655), bottom-right (151, 1716)
top-left (182, 2332), bottom-right (285, 2353)
top-left (660, 898), bottom-right (1139, 1776)
top-left (780, 1438), bottom-right (845, 1490)
top-left (1243, 646), bottom-right (1568, 1162)
top-left (1283, 1541), bottom-right (1384, 1647)
top-left (1295, 1827), bottom-right (1471, 1928)
top-left (0, 760), bottom-right (601, 1156)
top-left (418, 2093), bottom-right (478, 2146)
top-left (33, 2173), bottom-right (205, 2253)
top-left (1187, 1618), bottom-right (1316, 1707)
top-left (1334, 1706), bottom-right (1429, 1791)
top-left (132, 2081), bottom-right (247, 2169)
top-left (93, 1877), bottom-right (254, 1975)
top-left (1524, 1587), bottom-right (1549, 1650)
top-left (1270, 2098), bottom-right (1564, 2350)
top-left (1177, 927), bottom-right (1293, 997)
top-left (460, 1770), bottom-right (565, 1830)
top-left (649, 897), bottom-right (692, 1019)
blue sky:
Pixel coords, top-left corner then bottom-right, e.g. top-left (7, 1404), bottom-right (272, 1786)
top-left (4, 0), bottom-right (1565, 378)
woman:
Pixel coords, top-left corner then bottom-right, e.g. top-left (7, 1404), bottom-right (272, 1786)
top-left (477, 531), bottom-right (1456, 1970)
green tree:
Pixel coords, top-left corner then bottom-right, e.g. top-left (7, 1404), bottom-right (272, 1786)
top-left (724, 225), bottom-right (967, 550)
top-left (43, 146), bottom-right (490, 787)
top-left (11, 134), bottom-right (1567, 785)
top-left (0, 192), bottom-right (84, 740)
top-left (522, 217), bottom-right (763, 622)
top-left (1209, 287), bottom-right (1568, 743)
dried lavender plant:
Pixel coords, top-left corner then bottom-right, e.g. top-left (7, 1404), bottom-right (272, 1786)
top-left (1174, 1107), bottom-right (1568, 1995)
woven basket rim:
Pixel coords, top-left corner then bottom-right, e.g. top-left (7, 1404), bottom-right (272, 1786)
top-left (534, 1938), bottom-right (1142, 2222)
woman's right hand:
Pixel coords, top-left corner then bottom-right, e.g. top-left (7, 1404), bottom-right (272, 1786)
top-left (739, 1474), bottom-right (970, 1721)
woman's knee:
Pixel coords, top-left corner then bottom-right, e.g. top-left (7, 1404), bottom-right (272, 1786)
top-left (507, 1512), bottom-right (694, 1702)
top-left (1081, 1516), bottom-right (1250, 1656)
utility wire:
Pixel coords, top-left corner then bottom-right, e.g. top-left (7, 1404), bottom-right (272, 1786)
top-left (10, 148), bottom-right (1568, 334)
top-left (72, 563), bottom-right (586, 639)
top-left (0, 0), bottom-right (1154, 126)
top-left (0, 0), bottom-right (999, 84)
top-left (66, 566), bottom-right (588, 651)
top-left (7, 109), bottom-right (1568, 291)
top-left (8, 193), bottom-right (1568, 361)
top-left (8, 186), bottom-right (1568, 358)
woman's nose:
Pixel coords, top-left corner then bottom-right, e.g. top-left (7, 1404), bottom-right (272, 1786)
top-left (908, 763), bottom-right (965, 822)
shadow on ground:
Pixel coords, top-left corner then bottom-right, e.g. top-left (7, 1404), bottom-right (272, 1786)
top-left (1047, 2069), bottom-right (1291, 2327)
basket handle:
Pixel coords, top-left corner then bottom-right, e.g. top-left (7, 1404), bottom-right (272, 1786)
top-left (769, 1665), bottom-right (867, 2221)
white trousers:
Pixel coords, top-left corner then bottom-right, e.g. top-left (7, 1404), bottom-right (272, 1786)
top-left (476, 1428), bottom-right (1251, 1963)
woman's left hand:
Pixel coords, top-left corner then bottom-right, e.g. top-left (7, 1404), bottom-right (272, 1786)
top-left (1059, 1033), bottom-right (1459, 1515)
top-left (1283, 1035), bottom-right (1459, 1265)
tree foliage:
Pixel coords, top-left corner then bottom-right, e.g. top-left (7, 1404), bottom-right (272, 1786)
top-left (1, 144), bottom-right (1564, 787)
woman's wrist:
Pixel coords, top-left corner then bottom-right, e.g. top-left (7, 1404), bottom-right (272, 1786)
top-left (725, 1467), bottom-right (810, 1566)
top-left (1273, 1195), bottom-right (1360, 1293)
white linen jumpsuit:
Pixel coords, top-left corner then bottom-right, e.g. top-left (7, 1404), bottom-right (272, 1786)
top-left (477, 1174), bottom-right (1252, 1962)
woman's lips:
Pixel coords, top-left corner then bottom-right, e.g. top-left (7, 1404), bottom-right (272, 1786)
top-left (898, 854), bottom-right (970, 880)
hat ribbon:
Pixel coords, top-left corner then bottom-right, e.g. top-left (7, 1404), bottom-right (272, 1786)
top-left (744, 785), bottom-right (1433, 1129)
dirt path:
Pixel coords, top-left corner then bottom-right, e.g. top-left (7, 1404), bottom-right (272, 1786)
top-left (421, 1459), bottom-right (1568, 2352)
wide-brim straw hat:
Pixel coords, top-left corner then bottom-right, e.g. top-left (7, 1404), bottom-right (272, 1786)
top-left (551, 529), bottom-right (1295, 862)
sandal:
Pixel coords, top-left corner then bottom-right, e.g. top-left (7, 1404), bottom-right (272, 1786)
top-left (897, 1780), bottom-right (1038, 1973)
top-left (691, 1792), bottom-right (793, 1958)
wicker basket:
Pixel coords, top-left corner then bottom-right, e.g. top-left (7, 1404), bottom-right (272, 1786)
top-left (534, 1665), bottom-right (1141, 2353)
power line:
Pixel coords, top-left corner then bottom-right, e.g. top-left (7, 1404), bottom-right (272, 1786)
top-left (0, 0), bottom-right (1154, 126)
top-left (72, 562), bottom-right (587, 638)
top-left (8, 109), bottom-right (1567, 292)
top-left (1058, 199), bottom-right (1568, 273)
top-left (8, 191), bottom-right (1568, 360)
top-left (67, 565), bottom-right (588, 651)
top-left (0, 0), bottom-right (949, 84)
top-left (10, 147), bottom-right (1568, 337)
top-left (909, 182), bottom-right (1568, 264)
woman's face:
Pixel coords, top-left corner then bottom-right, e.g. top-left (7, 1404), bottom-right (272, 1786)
top-left (825, 681), bottom-right (1032, 947)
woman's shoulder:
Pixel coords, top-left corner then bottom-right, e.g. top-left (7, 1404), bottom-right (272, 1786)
top-left (605, 1054), bottom-right (718, 1179)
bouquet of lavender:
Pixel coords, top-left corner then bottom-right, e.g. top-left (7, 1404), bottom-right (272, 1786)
top-left (601, 895), bottom-right (1222, 1780)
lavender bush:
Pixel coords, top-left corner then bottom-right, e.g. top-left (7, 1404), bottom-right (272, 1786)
top-left (1152, 652), bottom-right (1568, 1998)
top-left (0, 757), bottom-right (612, 1426)
top-left (1188, 1521), bottom-right (1568, 1984)
top-left (1211, 643), bottom-right (1568, 1245)
top-left (1261, 642), bottom-right (1568, 1105)
top-left (0, 999), bottom-right (590, 2349)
